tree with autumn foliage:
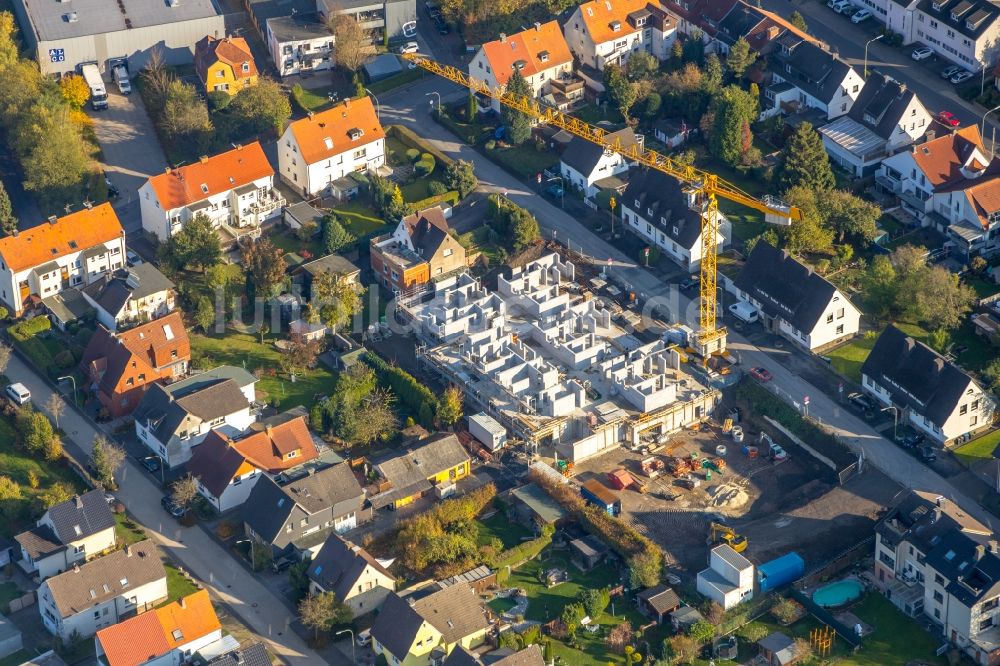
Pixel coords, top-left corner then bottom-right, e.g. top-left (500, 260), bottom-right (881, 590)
top-left (59, 75), bottom-right (90, 109)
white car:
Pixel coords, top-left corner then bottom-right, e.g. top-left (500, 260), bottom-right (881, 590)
top-left (126, 249), bottom-right (143, 266)
top-left (831, 0), bottom-right (852, 11)
top-left (398, 41), bottom-right (419, 54)
top-left (851, 8), bottom-right (872, 22)
top-left (911, 46), bottom-right (934, 60)
top-left (951, 70), bottom-right (974, 84)
top-left (356, 629), bottom-right (372, 647)
top-left (4, 383), bottom-right (30, 405)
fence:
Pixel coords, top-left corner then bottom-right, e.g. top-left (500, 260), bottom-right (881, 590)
top-left (789, 588), bottom-right (862, 649)
top-left (800, 537), bottom-right (874, 588)
top-left (8, 591), bottom-right (35, 614)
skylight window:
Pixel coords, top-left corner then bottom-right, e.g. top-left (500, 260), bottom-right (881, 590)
top-left (200, 184), bottom-right (209, 194)
top-left (323, 137), bottom-right (333, 150)
top-left (163, 324), bottom-right (174, 341)
top-left (172, 629), bottom-right (183, 640)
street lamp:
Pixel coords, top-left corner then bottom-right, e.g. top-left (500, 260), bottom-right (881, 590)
top-left (881, 406), bottom-right (899, 441)
top-left (364, 88), bottom-right (380, 119)
top-left (982, 104), bottom-right (1000, 155)
top-left (425, 91), bottom-right (441, 117)
top-left (335, 629), bottom-right (356, 664)
top-left (57, 375), bottom-right (77, 406)
top-left (547, 175), bottom-right (564, 209)
top-left (864, 34), bottom-right (885, 78)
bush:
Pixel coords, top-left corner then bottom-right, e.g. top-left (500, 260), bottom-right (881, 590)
top-left (10, 316), bottom-right (51, 341)
top-left (416, 154), bottom-right (436, 176)
top-left (362, 352), bottom-right (438, 427)
top-left (0, 306), bottom-right (8, 320)
top-left (54, 350), bottom-right (75, 369)
top-left (406, 148), bottom-right (420, 162)
top-left (494, 528), bottom-right (554, 570)
top-left (428, 180), bottom-right (449, 196)
top-left (485, 140), bottom-right (496, 150)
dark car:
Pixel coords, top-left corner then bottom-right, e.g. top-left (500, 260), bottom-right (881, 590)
top-left (543, 184), bottom-right (564, 199)
top-left (142, 456), bottom-right (161, 473)
top-left (679, 276), bottom-right (700, 291)
top-left (847, 392), bottom-right (876, 412)
top-left (160, 495), bottom-right (185, 518)
top-left (272, 556), bottom-right (294, 573)
top-left (898, 432), bottom-right (925, 449)
top-left (918, 445), bottom-right (938, 462)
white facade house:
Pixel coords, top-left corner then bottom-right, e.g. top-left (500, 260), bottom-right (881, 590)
top-left (911, 0), bottom-right (1000, 70)
top-left (0, 203), bottom-right (125, 317)
top-left (38, 541), bottom-right (167, 640)
top-left (620, 168), bottom-right (729, 273)
top-left (265, 14), bottom-right (334, 77)
top-left (307, 535), bottom-right (396, 617)
top-left (81, 263), bottom-right (176, 332)
top-left (697, 545), bottom-right (754, 610)
top-left (564, 0), bottom-right (679, 71)
top-left (468, 21), bottom-right (574, 113)
top-left (861, 325), bottom-right (995, 444)
top-left (14, 491), bottom-right (116, 581)
top-left (762, 40), bottom-right (864, 121)
top-left (560, 128), bottom-right (635, 198)
top-left (819, 72), bottom-right (932, 177)
top-left (138, 142), bottom-right (283, 242)
top-left (730, 241), bottom-right (862, 351)
top-left (279, 97), bottom-right (386, 197)
top-left (133, 367), bottom-right (257, 468)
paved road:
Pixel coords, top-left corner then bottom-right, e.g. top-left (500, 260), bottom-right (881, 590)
top-left (379, 81), bottom-right (1000, 528)
top-left (762, 0), bottom-right (1000, 135)
top-left (7, 354), bottom-right (344, 665)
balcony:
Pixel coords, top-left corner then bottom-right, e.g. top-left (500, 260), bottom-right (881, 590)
top-left (898, 188), bottom-right (929, 212)
top-left (875, 174), bottom-right (901, 194)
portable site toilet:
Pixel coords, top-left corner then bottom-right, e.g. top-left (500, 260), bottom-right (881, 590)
top-left (468, 413), bottom-right (507, 452)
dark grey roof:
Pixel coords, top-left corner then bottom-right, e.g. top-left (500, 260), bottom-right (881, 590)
top-left (308, 534), bottom-right (393, 598)
top-left (510, 482), bottom-right (566, 524)
top-left (759, 631), bottom-right (795, 653)
top-left (860, 325), bottom-right (976, 428)
top-left (133, 378), bottom-right (251, 456)
top-left (242, 476), bottom-right (294, 544)
top-left (81, 264), bottom-right (174, 318)
top-left (772, 41), bottom-right (854, 106)
top-left (375, 434), bottom-right (470, 491)
top-left (15, 525), bottom-right (66, 561)
top-left (372, 583), bottom-right (488, 660)
top-left (915, 0), bottom-right (1000, 39)
top-left (267, 13), bottom-right (331, 41)
top-left (284, 201), bottom-right (325, 227)
top-left (637, 584), bottom-right (681, 614)
top-left (18, 651), bottom-right (68, 666)
top-left (46, 490), bottom-right (115, 544)
top-left (207, 642), bottom-right (271, 666)
top-left (712, 543), bottom-right (753, 570)
top-left (41, 289), bottom-right (94, 324)
top-left (247, 0), bottom-right (314, 27)
top-left (300, 253), bottom-right (361, 278)
top-left (370, 592), bottom-right (426, 659)
top-left (716, 2), bottom-right (764, 46)
top-left (445, 645), bottom-right (544, 666)
top-left (734, 241), bottom-right (846, 333)
top-left (560, 128), bottom-right (636, 177)
top-left (622, 168), bottom-right (703, 250)
top-left (849, 71), bottom-right (920, 140)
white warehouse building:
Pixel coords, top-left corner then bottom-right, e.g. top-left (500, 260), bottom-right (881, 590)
top-left (11, 0), bottom-right (226, 76)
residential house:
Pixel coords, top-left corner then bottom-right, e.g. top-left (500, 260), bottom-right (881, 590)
top-left (80, 264), bottom-right (176, 332)
top-left (14, 490), bottom-right (115, 581)
top-left (877, 125), bottom-right (990, 228)
top-left (307, 533), bottom-right (395, 616)
top-left (563, 0), bottom-right (680, 71)
top-left (41, 289), bottom-right (95, 331)
top-left (730, 241), bottom-right (861, 351)
top-left (658, 0), bottom-right (732, 40)
top-left (861, 325), bottom-right (994, 444)
top-left (38, 540), bottom-right (167, 640)
top-left (819, 72), bottom-right (932, 177)
top-left (909, 0), bottom-right (1000, 70)
top-left (186, 414), bottom-right (320, 512)
top-left (713, 0), bottom-right (818, 54)
top-left (139, 142), bottom-right (283, 242)
top-left (874, 490), bottom-right (1000, 665)
top-left (278, 97), bottom-right (386, 197)
top-left (80, 312), bottom-right (191, 418)
top-left (651, 118), bottom-right (689, 148)
top-left (206, 642), bottom-right (270, 666)
top-left (243, 462), bottom-right (366, 557)
top-left (369, 434), bottom-right (471, 510)
top-left (0, 203), bottom-right (125, 317)
top-left (95, 590), bottom-right (222, 666)
top-left (265, 14), bottom-right (334, 77)
top-left (696, 544), bottom-right (754, 609)
top-left (435, 566), bottom-right (496, 596)
top-left (316, 0), bottom-right (417, 44)
top-left (443, 645), bottom-right (544, 666)
top-left (560, 128), bottom-right (636, 198)
top-left (670, 605), bottom-right (704, 632)
top-left (194, 35), bottom-right (259, 95)
top-left (0, 615), bottom-right (20, 660)
top-left (636, 584), bottom-right (681, 624)
top-left (934, 161), bottom-right (1000, 260)
top-left (761, 39), bottom-right (864, 121)
top-left (468, 22), bottom-right (575, 114)
top-left (758, 631), bottom-right (809, 666)
top-left (133, 366), bottom-right (257, 468)
top-left (370, 583), bottom-right (489, 666)
top-left (620, 167), bottom-right (730, 273)
top-left (370, 207), bottom-right (467, 292)
top-left (293, 253), bottom-right (362, 301)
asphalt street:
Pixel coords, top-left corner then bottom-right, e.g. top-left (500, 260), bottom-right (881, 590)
top-left (378, 79), bottom-right (1000, 529)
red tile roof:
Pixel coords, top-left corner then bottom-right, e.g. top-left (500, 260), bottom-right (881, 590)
top-left (194, 36), bottom-right (258, 84)
top-left (147, 142), bottom-right (273, 211)
top-left (911, 125), bottom-right (986, 188)
top-left (286, 97), bottom-right (384, 165)
top-left (0, 203), bottom-right (123, 273)
top-left (117, 312), bottom-right (191, 369)
top-left (234, 415), bottom-right (319, 473)
top-left (481, 21), bottom-right (572, 86)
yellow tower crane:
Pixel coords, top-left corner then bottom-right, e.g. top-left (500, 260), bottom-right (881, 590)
top-left (402, 54), bottom-right (802, 356)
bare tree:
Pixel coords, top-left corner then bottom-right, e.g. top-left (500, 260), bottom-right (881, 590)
top-left (0, 342), bottom-right (11, 375)
top-left (91, 435), bottom-right (127, 490)
top-left (140, 48), bottom-right (174, 111)
top-left (170, 474), bottom-right (199, 509)
top-left (327, 12), bottom-right (369, 73)
top-left (45, 393), bottom-right (65, 429)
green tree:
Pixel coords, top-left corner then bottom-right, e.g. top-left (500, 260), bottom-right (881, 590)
top-left (983, 357), bottom-right (1000, 389)
top-left (604, 63), bottom-right (638, 121)
top-left (194, 296), bottom-right (215, 332)
top-left (702, 53), bottom-right (723, 91)
top-left (16, 409), bottom-right (56, 456)
top-left (280, 333), bottom-right (322, 377)
top-left (228, 78), bottom-right (291, 134)
top-left (19, 105), bottom-right (93, 202)
top-left (310, 270), bottom-right (361, 333)
top-left (298, 592), bottom-right (352, 642)
top-left (437, 385), bottom-right (463, 427)
top-left (159, 79), bottom-right (212, 153)
top-left (59, 75), bottom-right (90, 110)
top-left (241, 237), bottom-right (286, 298)
top-left (863, 254), bottom-right (899, 319)
top-left (782, 186), bottom-right (834, 254)
top-left (626, 51), bottom-right (658, 80)
top-left (683, 29), bottom-right (705, 64)
top-left (688, 620), bottom-right (716, 643)
top-left (467, 90), bottom-right (477, 120)
top-left (90, 435), bottom-right (126, 490)
top-left (328, 13), bottom-right (367, 74)
top-left (642, 92), bottom-right (661, 120)
top-left (745, 228), bottom-right (780, 255)
top-left (627, 549), bottom-right (662, 588)
top-left (671, 38), bottom-right (684, 68)
top-left (561, 602), bottom-right (586, 627)
top-left (789, 10), bottom-right (808, 31)
top-left (580, 587), bottom-right (610, 619)
top-left (445, 159), bottom-right (478, 199)
top-left (163, 213), bottom-right (221, 271)
top-left (511, 208), bottom-right (540, 252)
top-left (322, 215), bottom-right (354, 254)
top-left (709, 86), bottom-right (757, 167)
top-left (0, 181), bottom-right (16, 236)
top-left (776, 122), bottom-right (835, 191)
top-left (725, 36), bottom-right (757, 79)
top-left (501, 68), bottom-right (533, 145)
top-left (821, 189), bottom-right (881, 243)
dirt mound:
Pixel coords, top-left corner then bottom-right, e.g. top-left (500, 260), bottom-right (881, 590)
top-left (708, 483), bottom-right (749, 511)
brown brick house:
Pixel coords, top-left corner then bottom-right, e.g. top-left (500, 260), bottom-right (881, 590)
top-left (80, 312), bottom-right (190, 417)
top-left (370, 207), bottom-right (466, 292)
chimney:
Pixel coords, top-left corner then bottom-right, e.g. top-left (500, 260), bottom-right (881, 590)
top-left (125, 545), bottom-right (133, 557)
top-left (48, 215), bottom-right (58, 225)
top-left (73, 563), bottom-right (80, 573)
top-left (534, 21), bottom-right (541, 30)
top-left (500, 33), bottom-right (507, 42)
top-left (977, 543), bottom-right (986, 560)
top-left (925, 129), bottom-right (936, 143)
top-left (307, 111), bottom-right (314, 119)
top-left (74, 495), bottom-right (83, 509)
top-left (266, 425), bottom-right (273, 439)
top-left (199, 155), bottom-right (209, 164)
top-left (990, 539), bottom-right (998, 554)
top-left (178, 596), bottom-right (187, 609)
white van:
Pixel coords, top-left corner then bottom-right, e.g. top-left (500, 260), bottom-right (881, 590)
top-left (5, 383), bottom-right (30, 405)
top-left (113, 65), bottom-right (131, 95)
top-left (728, 301), bottom-right (760, 324)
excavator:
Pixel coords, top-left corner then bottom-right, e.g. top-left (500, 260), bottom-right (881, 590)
top-left (708, 522), bottom-right (748, 553)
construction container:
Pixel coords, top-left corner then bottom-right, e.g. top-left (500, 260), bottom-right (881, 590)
top-left (581, 479), bottom-right (620, 517)
top-left (757, 552), bottom-right (805, 593)
top-left (468, 412), bottom-right (507, 451)
top-left (607, 468), bottom-right (635, 490)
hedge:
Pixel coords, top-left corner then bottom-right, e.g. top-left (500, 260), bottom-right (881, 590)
top-left (494, 530), bottom-right (553, 570)
top-left (388, 124), bottom-right (453, 168)
top-left (409, 190), bottom-right (459, 213)
top-left (362, 351), bottom-right (438, 427)
top-left (10, 316), bottom-right (51, 341)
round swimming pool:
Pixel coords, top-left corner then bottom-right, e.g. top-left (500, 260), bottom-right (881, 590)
top-left (812, 579), bottom-right (864, 608)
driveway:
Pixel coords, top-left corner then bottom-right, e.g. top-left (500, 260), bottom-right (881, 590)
top-left (9, 352), bottom-right (347, 666)
top-left (378, 82), bottom-right (998, 527)
top-left (88, 90), bottom-right (168, 236)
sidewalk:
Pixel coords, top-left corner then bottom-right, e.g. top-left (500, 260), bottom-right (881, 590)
top-left (7, 351), bottom-right (346, 665)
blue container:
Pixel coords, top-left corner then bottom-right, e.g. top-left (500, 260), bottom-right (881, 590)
top-left (757, 552), bottom-right (805, 593)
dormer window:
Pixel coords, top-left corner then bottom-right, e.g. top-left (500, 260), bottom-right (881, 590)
top-left (348, 128), bottom-right (363, 140)
top-left (931, 0), bottom-right (944, 10)
top-left (863, 113), bottom-right (876, 125)
top-left (634, 199), bottom-right (640, 207)
top-left (200, 183), bottom-right (209, 194)
top-left (323, 137), bottom-right (333, 149)
top-left (513, 59), bottom-right (527, 70)
top-left (611, 20), bottom-right (621, 31)
top-left (539, 50), bottom-right (550, 63)
top-left (242, 62), bottom-right (250, 73)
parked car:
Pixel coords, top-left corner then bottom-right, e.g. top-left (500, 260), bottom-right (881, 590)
top-left (847, 391), bottom-right (876, 413)
top-left (397, 41), bottom-right (419, 54)
top-left (141, 456), bottom-right (161, 473)
top-left (543, 184), bottom-right (564, 199)
top-left (435, 18), bottom-right (450, 34)
top-left (160, 495), bottom-right (185, 518)
top-left (4, 383), bottom-right (30, 405)
top-left (951, 70), bottom-right (974, 84)
top-left (840, 4), bottom-right (860, 15)
top-left (829, 0), bottom-right (852, 11)
top-left (851, 8), bottom-right (872, 22)
top-left (356, 629), bottom-right (372, 647)
top-left (918, 445), bottom-right (938, 462)
top-left (749, 367), bottom-right (773, 382)
top-left (679, 275), bottom-right (700, 290)
top-left (936, 111), bottom-right (960, 127)
top-left (911, 46), bottom-right (934, 60)
top-left (271, 556), bottom-right (294, 573)
top-left (126, 249), bottom-right (143, 266)
top-left (898, 432), bottom-right (925, 449)
top-left (941, 65), bottom-right (963, 79)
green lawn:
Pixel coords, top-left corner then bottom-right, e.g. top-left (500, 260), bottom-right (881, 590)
top-left (0, 416), bottom-right (86, 538)
top-left (115, 512), bottom-right (147, 545)
top-left (332, 201), bottom-right (390, 237)
top-left (476, 513), bottom-right (532, 549)
top-left (164, 563), bottom-right (199, 604)
top-left (190, 331), bottom-right (339, 410)
top-left (964, 275), bottom-right (1000, 299)
top-left (292, 85), bottom-right (338, 113)
top-left (0, 651), bottom-right (31, 666)
top-left (954, 429), bottom-right (1000, 466)
top-left (827, 336), bottom-right (876, 383)
top-left (572, 103), bottom-right (626, 128)
top-left (488, 144), bottom-right (558, 179)
top-left (488, 597), bottom-right (517, 614)
top-left (367, 68), bottom-right (424, 95)
top-left (269, 228), bottom-right (322, 259)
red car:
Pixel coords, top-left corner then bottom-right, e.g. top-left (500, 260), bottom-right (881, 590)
top-left (749, 367), bottom-right (772, 382)
top-left (937, 111), bottom-right (960, 127)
